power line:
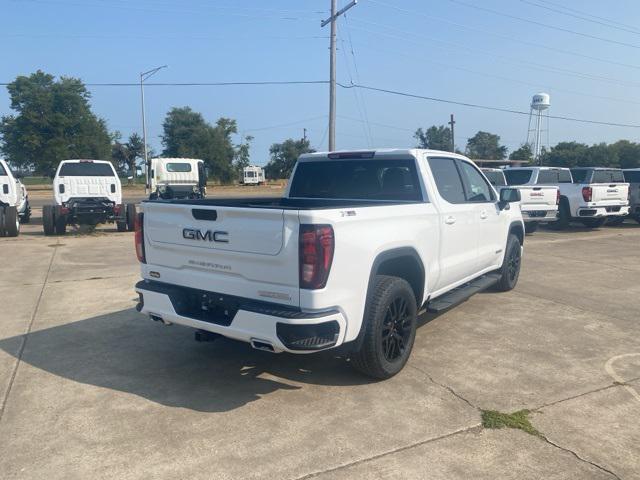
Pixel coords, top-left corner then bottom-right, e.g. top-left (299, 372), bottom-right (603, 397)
top-left (366, 0), bottom-right (640, 71)
top-left (535, 0), bottom-right (640, 33)
top-left (244, 116), bottom-right (327, 133)
top-left (447, 0), bottom-right (640, 50)
top-left (519, 0), bottom-right (640, 36)
top-left (0, 80), bottom-right (331, 87)
top-left (348, 20), bottom-right (640, 89)
top-left (339, 83), bottom-right (640, 128)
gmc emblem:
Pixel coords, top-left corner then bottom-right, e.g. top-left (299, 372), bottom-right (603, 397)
top-left (183, 228), bottom-right (229, 243)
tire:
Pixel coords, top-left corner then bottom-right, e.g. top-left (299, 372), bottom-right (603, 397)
top-left (606, 216), bottom-right (625, 226)
top-left (581, 217), bottom-right (606, 228)
top-left (0, 207), bottom-right (6, 237)
top-left (494, 234), bottom-right (522, 292)
top-left (126, 203), bottom-right (137, 231)
top-left (54, 206), bottom-right (67, 235)
top-left (350, 276), bottom-right (417, 380)
top-left (116, 220), bottom-right (127, 232)
top-left (634, 215), bottom-right (640, 225)
top-left (551, 198), bottom-right (570, 230)
top-left (524, 222), bottom-right (538, 234)
top-left (21, 201), bottom-right (31, 224)
top-left (4, 206), bottom-right (19, 237)
top-left (43, 205), bottom-right (55, 236)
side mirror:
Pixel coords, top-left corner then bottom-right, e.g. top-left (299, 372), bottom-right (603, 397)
top-left (498, 188), bottom-right (521, 210)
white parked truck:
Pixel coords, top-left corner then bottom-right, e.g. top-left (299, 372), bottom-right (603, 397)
top-left (241, 165), bottom-right (265, 185)
top-left (503, 166), bottom-right (629, 229)
top-left (483, 168), bottom-right (558, 234)
top-left (135, 149), bottom-right (525, 379)
top-left (43, 159), bottom-right (136, 235)
top-left (0, 159), bottom-right (31, 237)
top-left (149, 157), bottom-right (207, 200)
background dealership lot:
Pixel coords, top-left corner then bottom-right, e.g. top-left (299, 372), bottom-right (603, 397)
top-left (1, 191), bottom-right (638, 479)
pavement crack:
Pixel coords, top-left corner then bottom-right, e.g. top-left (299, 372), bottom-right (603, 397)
top-left (0, 238), bottom-right (58, 425)
top-left (292, 424), bottom-right (482, 480)
top-left (539, 435), bottom-right (621, 480)
top-left (409, 364), bottom-right (479, 411)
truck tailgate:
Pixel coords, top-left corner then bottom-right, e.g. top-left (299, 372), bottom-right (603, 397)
top-left (590, 183), bottom-right (629, 204)
top-left (515, 186), bottom-right (557, 207)
top-left (142, 202), bottom-right (301, 306)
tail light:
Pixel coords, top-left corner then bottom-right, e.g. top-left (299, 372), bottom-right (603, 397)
top-left (556, 189), bottom-right (560, 205)
top-left (299, 225), bottom-right (334, 289)
top-left (582, 186), bottom-right (592, 202)
top-left (135, 212), bottom-right (146, 263)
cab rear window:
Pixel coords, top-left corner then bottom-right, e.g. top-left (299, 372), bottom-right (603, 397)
top-left (289, 159), bottom-right (423, 201)
top-left (624, 171), bottom-right (640, 183)
top-left (483, 171), bottom-right (506, 186)
top-left (166, 163), bottom-right (192, 173)
top-left (593, 170), bottom-right (625, 183)
top-left (59, 162), bottom-right (115, 176)
top-left (537, 170), bottom-right (572, 184)
top-left (504, 170), bottom-right (532, 185)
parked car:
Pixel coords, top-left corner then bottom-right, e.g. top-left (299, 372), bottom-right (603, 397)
top-left (0, 158), bottom-right (31, 237)
top-left (241, 165), bottom-right (265, 185)
top-left (43, 159), bottom-right (136, 235)
top-left (504, 167), bottom-right (629, 229)
top-left (619, 169), bottom-right (640, 224)
top-left (483, 168), bottom-right (558, 234)
top-left (148, 157), bottom-right (207, 200)
top-left (135, 149), bottom-right (525, 379)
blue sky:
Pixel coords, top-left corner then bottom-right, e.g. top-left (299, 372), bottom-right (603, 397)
top-left (2, 0), bottom-right (640, 164)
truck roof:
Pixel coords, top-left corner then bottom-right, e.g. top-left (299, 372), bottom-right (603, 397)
top-left (151, 157), bottom-right (203, 163)
top-left (570, 167), bottom-right (623, 171)
top-left (59, 159), bottom-right (112, 165)
top-left (506, 166), bottom-right (569, 171)
top-left (300, 148), bottom-right (469, 161)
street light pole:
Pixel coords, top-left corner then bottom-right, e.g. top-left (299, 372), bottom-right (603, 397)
top-left (140, 65), bottom-right (167, 195)
top-left (322, 0), bottom-right (358, 152)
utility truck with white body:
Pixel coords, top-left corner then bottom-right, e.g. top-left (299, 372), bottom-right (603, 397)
top-left (241, 165), bottom-right (265, 185)
top-left (0, 159), bottom-right (31, 237)
top-left (135, 149), bottom-right (525, 379)
top-left (504, 166), bottom-right (629, 229)
top-left (483, 167), bottom-right (558, 234)
top-left (43, 159), bottom-right (136, 235)
top-left (149, 158), bottom-right (207, 200)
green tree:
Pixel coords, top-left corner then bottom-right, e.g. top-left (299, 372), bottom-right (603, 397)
top-left (465, 131), bottom-right (508, 160)
top-left (509, 144), bottom-right (533, 162)
top-left (584, 143), bottom-right (617, 167)
top-left (0, 70), bottom-right (111, 175)
top-left (541, 142), bottom-right (590, 167)
top-left (233, 135), bottom-right (254, 178)
top-left (414, 125), bottom-right (452, 151)
top-left (265, 138), bottom-right (314, 179)
top-left (161, 107), bottom-right (237, 182)
top-left (111, 132), bottom-right (145, 177)
top-left (610, 140), bottom-right (640, 169)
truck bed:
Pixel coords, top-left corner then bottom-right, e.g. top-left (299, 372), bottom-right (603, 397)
top-left (143, 197), bottom-right (422, 210)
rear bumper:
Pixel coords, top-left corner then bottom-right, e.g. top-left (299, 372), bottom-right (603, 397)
top-left (521, 207), bottom-right (558, 223)
top-left (135, 280), bottom-right (347, 353)
top-left (576, 205), bottom-right (629, 218)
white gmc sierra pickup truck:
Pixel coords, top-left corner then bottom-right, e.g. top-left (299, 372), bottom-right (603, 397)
top-left (504, 166), bottom-right (629, 229)
top-left (483, 168), bottom-right (558, 234)
top-left (0, 158), bottom-right (31, 237)
top-left (135, 149), bottom-right (525, 378)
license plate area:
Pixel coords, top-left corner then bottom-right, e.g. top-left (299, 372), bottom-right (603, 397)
top-left (170, 289), bottom-right (239, 326)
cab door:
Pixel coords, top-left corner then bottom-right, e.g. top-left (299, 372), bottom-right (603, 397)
top-left (457, 160), bottom-right (506, 272)
top-left (427, 157), bottom-right (479, 291)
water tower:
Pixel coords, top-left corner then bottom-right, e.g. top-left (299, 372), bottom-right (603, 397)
top-left (526, 93), bottom-right (550, 164)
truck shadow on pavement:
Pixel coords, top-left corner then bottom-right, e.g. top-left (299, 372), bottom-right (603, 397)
top-left (0, 308), bottom-right (378, 413)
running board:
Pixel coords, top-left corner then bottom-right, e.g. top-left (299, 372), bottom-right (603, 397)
top-left (426, 273), bottom-right (501, 313)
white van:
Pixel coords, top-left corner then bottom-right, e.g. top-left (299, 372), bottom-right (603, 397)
top-left (241, 165), bottom-right (265, 185)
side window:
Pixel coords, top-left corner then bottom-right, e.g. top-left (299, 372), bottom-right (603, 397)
top-left (428, 157), bottom-right (466, 204)
top-left (458, 161), bottom-right (495, 203)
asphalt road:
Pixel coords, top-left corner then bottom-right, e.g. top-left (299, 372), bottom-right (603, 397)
top-left (1, 213), bottom-right (639, 479)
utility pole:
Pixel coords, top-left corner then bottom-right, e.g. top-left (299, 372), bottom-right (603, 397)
top-left (140, 65), bottom-right (167, 195)
top-left (322, 0), bottom-right (358, 151)
top-left (448, 114), bottom-right (456, 153)
top-left (303, 128), bottom-right (307, 143)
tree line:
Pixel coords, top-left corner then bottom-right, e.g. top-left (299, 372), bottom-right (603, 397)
top-left (1, 72), bottom-right (638, 182)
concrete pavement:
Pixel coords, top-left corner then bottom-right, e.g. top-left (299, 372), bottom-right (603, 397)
top-left (0, 213), bottom-right (638, 479)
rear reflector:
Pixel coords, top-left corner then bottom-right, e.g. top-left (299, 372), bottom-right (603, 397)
top-left (556, 189), bottom-right (560, 205)
top-left (135, 212), bottom-right (146, 263)
top-left (582, 186), bottom-right (592, 202)
top-left (299, 225), bottom-right (334, 290)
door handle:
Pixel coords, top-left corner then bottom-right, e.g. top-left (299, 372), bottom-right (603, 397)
top-left (444, 216), bottom-right (456, 225)
top-left (480, 210), bottom-right (488, 220)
